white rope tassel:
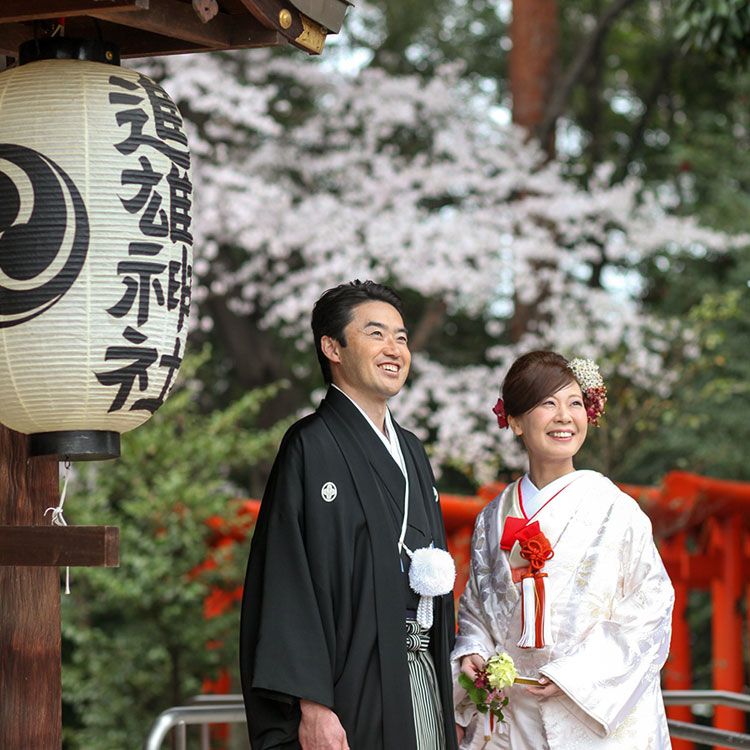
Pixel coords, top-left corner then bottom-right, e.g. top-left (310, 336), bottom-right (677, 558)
top-left (46, 462), bottom-right (71, 595)
top-left (517, 575), bottom-right (552, 648)
top-left (415, 594), bottom-right (434, 630)
top-left (517, 577), bottom-right (537, 647)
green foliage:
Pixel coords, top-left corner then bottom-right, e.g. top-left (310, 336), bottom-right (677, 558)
top-left (614, 247), bottom-right (750, 483)
top-left (675, 0), bottom-right (750, 69)
top-left (577, 370), bottom-right (673, 484)
top-left (61, 350), bottom-right (288, 750)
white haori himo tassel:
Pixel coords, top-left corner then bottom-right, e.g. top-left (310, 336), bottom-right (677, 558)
top-left (406, 546), bottom-right (456, 629)
top-left (517, 572), bottom-right (552, 648)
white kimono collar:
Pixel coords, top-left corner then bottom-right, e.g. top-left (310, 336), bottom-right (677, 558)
top-left (501, 470), bottom-right (587, 569)
top-left (331, 385), bottom-right (406, 478)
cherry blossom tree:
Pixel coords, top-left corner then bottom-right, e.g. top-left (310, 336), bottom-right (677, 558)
top-left (139, 47), bottom-right (741, 484)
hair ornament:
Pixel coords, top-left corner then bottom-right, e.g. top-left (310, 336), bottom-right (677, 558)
top-left (492, 397), bottom-right (510, 429)
top-left (567, 357), bottom-right (607, 426)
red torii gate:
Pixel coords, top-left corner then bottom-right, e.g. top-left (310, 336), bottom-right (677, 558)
top-left (207, 470), bottom-right (750, 747)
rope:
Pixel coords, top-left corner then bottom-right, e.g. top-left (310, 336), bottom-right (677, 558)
top-left (45, 461), bottom-right (71, 594)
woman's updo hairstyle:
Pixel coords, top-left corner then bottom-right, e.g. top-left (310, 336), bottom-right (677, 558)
top-left (502, 350), bottom-right (576, 418)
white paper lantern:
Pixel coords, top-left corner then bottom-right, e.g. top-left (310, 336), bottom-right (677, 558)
top-left (0, 41), bottom-right (193, 459)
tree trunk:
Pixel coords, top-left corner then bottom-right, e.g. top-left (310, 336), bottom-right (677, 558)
top-left (510, 0), bottom-right (559, 156)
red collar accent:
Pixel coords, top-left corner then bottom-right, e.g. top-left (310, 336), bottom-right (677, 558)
top-left (500, 517), bottom-right (540, 550)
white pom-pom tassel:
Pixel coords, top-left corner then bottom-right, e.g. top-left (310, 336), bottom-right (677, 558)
top-left (407, 547), bottom-right (456, 629)
top-left (408, 547), bottom-right (456, 596)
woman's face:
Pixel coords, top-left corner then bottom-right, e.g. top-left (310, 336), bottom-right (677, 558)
top-left (508, 380), bottom-right (588, 472)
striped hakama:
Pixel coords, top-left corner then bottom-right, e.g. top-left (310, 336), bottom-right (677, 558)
top-left (406, 618), bottom-right (446, 750)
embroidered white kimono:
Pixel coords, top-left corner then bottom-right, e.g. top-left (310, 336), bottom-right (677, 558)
top-left (453, 470), bottom-right (674, 750)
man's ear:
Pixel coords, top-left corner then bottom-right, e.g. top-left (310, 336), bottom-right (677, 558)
top-left (320, 335), bottom-right (342, 364)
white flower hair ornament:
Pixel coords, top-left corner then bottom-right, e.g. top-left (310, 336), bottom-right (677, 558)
top-left (567, 357), bottom-right (607, 426)
top-left (407, 546), bottom-right (456, 629)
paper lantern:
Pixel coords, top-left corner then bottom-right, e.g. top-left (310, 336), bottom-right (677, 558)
top-left (0, 40), bottom-right (193, 460)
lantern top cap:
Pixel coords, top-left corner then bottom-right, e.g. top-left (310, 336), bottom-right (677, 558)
top-left (19, 38), bottom-right (120, 67)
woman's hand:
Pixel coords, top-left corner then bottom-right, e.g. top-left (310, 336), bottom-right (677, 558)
top-left (460, 653), bottom-right (486, 680)
top-left (456, 723), bottom-right (465, 743)
top-left (525, 675), bottom-right (563, 698)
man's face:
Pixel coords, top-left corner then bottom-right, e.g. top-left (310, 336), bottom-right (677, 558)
top-left (323, 300), bottom-right (411, 407)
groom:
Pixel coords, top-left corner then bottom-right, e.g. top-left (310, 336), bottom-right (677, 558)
top-left (240, 280), bottom-right (458, 750)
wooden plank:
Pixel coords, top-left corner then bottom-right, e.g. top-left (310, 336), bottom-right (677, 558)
top-left (0, 0), bottom-right (147, 24)
top-left (229, 18), bottom-right (285, 48)
top-left (91, 0), bottom-right (234, 48)
top-left (0, 6), bottom-right (284, 58)
top-left (0, 425), bottom-right (61, 749)
top-left (0, 22), bottom-right (33, 57)
top-left (45, 14), bottom-right (283, 56)
top-left (119, 29), bottom-right (285, 57)
top-left (0, 525), bottom-right (120, 567)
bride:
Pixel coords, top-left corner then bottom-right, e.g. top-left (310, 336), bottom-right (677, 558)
top-left (453, 350), bottom-right (674, 749)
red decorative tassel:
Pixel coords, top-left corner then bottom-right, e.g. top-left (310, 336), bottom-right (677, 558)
top-left (517, 532), bottom-right (554, 648)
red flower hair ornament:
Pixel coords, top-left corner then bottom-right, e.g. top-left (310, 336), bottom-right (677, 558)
top-left (492, 398), bottom-right (509, 429)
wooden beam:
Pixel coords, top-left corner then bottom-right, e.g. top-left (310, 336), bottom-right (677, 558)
top-left (229, 20), bottom-right (285, 49)
top-left (0, 2), bottom-right (286, 58)
top-left (119, 29), bottom-right (284, 58)
top-left (0, 23), bottom-right (33, 57)
top-left (0, 0), bottom-right (147, 24)
top-left (0, 526), bottom-right (119, 567)
top-left (53, 15), bottom-right (283, 56)
top-left (91, 0), bottom-right (236, 48)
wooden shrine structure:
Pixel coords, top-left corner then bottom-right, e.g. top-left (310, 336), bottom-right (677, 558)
top-left (225, 470), bottom-right (750, 749)
top-left (0, 1), bottom-right (349, 747)
top-left (0, 0), bottom-right (351, 61)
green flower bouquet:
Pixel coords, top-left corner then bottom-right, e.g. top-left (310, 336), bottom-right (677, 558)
top-left (458, 652), bottom-right (518, 739)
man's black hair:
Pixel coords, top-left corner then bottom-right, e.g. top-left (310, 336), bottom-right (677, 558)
top-left (311, 279), bottom-right (404, 384)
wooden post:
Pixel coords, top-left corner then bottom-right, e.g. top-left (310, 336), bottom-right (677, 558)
top-left (710, 515), bottom-right (745, 737)
top-left (661, 533), bottom-right (695, 750)
top-left (746, 529), bottom-right (750, 700)
top-left (0, 423), bottom-right (120, 749)
top-left (0, 424), bottom-right (62, 749)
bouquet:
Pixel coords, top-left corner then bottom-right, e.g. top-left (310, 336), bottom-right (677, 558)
top-left (458, 652), bottom-right (518, 740)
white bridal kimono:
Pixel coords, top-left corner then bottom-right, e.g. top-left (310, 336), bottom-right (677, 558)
top-left (453, 470), bottom-right (674, 750)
